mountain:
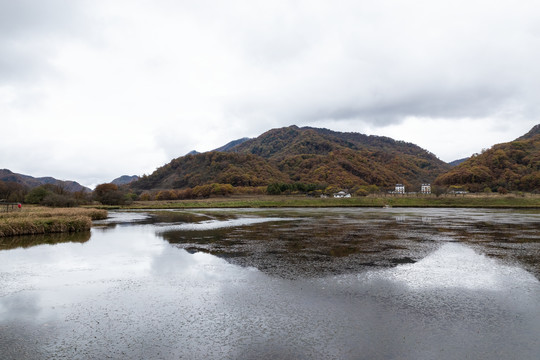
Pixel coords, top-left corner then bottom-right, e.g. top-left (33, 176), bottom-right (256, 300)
top-left (183, 138), bottom-right (251, 156)
top-left (229, 126), bottom-right (424, 158)
top-left (213, 137), bottom-right (251, 152)
top-left (0, 169), bottom-right (90, 192)
top-left (225, 126), bottom-right (450, 188)
top-left (517, 124), bottom-right (540, 140)
top-left (111, 175), bottom-right (139, 185)
top-left (133, 152), bottom-right (288, 189)
top-left (434, 124), bottom-right (540, 192)
top-left (132, 126), bottom-right (450, 191)
top-left (448, 158), bottom-right (469, 167)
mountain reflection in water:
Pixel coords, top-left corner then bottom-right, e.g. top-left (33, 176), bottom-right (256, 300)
top-left (0, 208), bottom-right (539, 360)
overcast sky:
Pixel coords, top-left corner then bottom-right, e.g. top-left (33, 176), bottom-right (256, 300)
top-left (1, 0), bottom-right (539, 188)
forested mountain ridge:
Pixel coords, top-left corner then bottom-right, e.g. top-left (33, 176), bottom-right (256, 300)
top-left (226, 126), bottom-right (449, 187)
top-left (132, 126), bottom-right (450, 191)
top-left (434, 124), bottom-right (540, 192)
top-left (0, 169), bottom-right (90, 193)
top-left (133, 152), bottom-right (289, 190)
top-left (227, 126), bottom-right (438, 159)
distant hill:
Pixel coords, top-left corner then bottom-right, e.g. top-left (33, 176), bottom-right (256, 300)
top-left (213, 137), bottom-right (251, 152)
top-left (449, 158), bottom-right (469, 167)
top-left (517, 124), bottom-right (540, 140)
top-left (132, 126), bottom-right (450, 191)
top-left (183, 138), bottom-right (251, 156)
top-left (111, 175), bottom-right (139, 186)
top-left (434, 124), bottom-right (540, 192)
top-left (0, 169), bottom-right (90, 192)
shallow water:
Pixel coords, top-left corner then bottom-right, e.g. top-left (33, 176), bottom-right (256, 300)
top-left (1, 208), bottom-right (539, 359)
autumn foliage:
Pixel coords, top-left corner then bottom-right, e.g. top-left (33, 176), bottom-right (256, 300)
top-left (131, 126), bottom-right (450, 194)
top-left (93, 183), bottom-right (134, 205)
top-left (435, 126), bottom-right (540, 192)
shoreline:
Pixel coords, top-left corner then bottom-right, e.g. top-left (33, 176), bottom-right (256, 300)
top-left (2, 194), bottom-right (538, 238)
top-left (97, 194), bottom-right (540, 210)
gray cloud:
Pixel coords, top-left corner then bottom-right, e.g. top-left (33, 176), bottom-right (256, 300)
top-left (217, 0), bottom-right (540, 128)
top-left (0, 0), bottom-right (89, 85)
top-left (320, 87), bottom-right (519, 123)
top-left (1, 0), bottom-right (539, 185)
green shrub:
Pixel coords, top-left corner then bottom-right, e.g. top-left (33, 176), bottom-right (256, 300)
top-left (25, 186), bottom-right (52, 204)
top-left (41, 193), bottom-right (78, 207)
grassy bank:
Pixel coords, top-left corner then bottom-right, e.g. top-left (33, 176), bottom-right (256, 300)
top-left (118, 194), bottom-right (540, 209)
top-left (0, 206), bottom-right (108, 237)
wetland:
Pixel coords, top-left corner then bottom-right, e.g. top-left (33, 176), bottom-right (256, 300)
top-left (1, 207), bottom-right (539, 359)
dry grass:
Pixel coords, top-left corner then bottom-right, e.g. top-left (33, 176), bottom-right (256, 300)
top-left (0, 206), bottom-right (108, 237)
top-left (121, 193), bottom-right (540, 209)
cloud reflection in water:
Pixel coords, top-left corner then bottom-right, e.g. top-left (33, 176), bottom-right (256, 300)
top-left (1, 209), bottom-right (539, 359)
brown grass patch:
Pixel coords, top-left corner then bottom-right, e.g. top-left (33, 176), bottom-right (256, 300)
top-left (0, 206), bottom-right (108, 237)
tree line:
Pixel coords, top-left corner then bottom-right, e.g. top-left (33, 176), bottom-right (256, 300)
top-left (0, 181), bottom-right (91, 206)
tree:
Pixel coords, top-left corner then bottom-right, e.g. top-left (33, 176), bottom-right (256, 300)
top-left (431, 185), bottom-right (446, 197)
top-left (41, 193), bottom-right (77, 207)
top-left (25, 186), bottom-right (53, 204)
top-left (93, 183), bottom-right (130, 205)
top-left (0, 181), bottom-right (27, 203)
top-left (23, 184), bottom-right (86, 207)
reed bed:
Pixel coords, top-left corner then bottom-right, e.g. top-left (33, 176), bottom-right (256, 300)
top-left (0, 206), bottom-right (108, 237)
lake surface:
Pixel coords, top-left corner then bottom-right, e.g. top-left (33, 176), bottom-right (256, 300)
top-left (1, 207), bottom-right (539, 359)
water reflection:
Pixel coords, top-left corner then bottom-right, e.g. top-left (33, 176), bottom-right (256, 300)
top-left (0, 208), bottom-right (539, 359)
top-left (370, 242), bottom-right (539, 291)
top-left (156, 208), bottom-right (540, 280)
top-left (0, 231), bottom-right (90, 251)
top-left (155, 216), bottom-right (295, 232)
top-left (92, 211), bottom-right (152, 225)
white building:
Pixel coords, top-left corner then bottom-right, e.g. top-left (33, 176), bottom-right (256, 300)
top-left (333, 191), bottom-right (351, 198)
top-left (421, 183), bottom-right (431, 194)
top-left (395, 184), bottom-right (405, 194)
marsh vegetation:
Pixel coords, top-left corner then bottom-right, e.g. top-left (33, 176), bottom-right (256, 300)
top-left (0, 206), bottom-right (107, 237)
